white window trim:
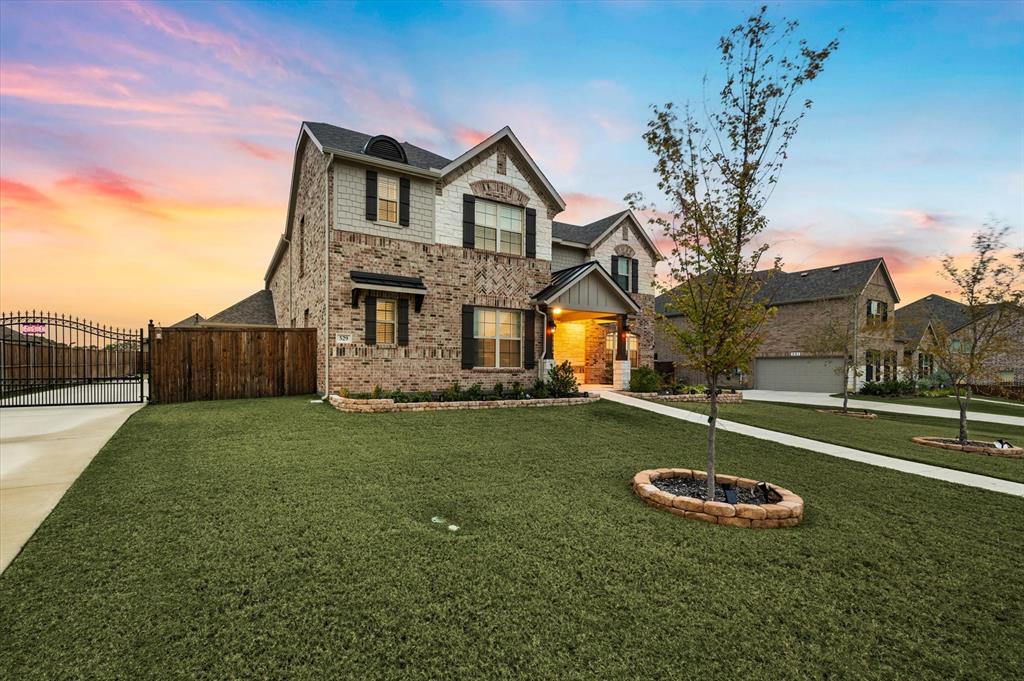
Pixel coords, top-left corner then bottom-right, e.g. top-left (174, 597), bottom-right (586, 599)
top-left (377, 175), bottom-right (398, 224)
top-left (474, 308), bottom-right (523, 368)
top-left (474, 199), bottom-right (524, 256)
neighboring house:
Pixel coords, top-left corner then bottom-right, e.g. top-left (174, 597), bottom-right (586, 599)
top-left (895, 294), bottom-right (1024, 384)
top-left (170, 313), bottom-right (205, 328)
top-left (263, 122), bottom-right (660, 394)
top-left (655, 257), bottom-right (900, 392)
top-left (168, 291), bottom-right (277, 329)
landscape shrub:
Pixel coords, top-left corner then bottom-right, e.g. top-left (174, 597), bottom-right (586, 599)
top-left (547, 360), bottom-right (579, 397)
top-left (859, 378), bottom-right (916, 397)
top-left (629, 366), bottom-right (662, 393)
top-left (530, 379), bottom-right (551, 399)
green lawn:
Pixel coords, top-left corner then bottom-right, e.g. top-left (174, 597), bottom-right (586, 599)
top-left (666, 400), bottom-right (1024, 484)
top-left (2, 397), bottom-right (1022, 680)
top-left (835, 392), bottom-right (1024, 417)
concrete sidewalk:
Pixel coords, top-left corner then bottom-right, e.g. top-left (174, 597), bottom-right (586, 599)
top-left (741, 390), bottom-right (1024, 427)
top-left (0, 403), bottom-right (143, 572)
top-left (602, 391), bottom-right (1024, 498)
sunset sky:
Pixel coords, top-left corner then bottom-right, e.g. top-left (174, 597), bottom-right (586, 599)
top-left (1, 0), bottom-right (1022, 328)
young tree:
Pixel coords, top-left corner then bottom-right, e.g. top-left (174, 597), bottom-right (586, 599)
top-left (629, 7), bottom-right (839, 500)
top-left (932, 222), bottom-right (1023, 443)
top-left (806, 296), bottom-right (862, 413)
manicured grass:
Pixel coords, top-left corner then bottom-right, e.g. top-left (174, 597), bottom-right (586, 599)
top-left (668, 400), bottom-right (1024, 483)
top-left (2, 397), bottom-right (1022, 680)
top-left (834, 392), bottom-right (1024, 417)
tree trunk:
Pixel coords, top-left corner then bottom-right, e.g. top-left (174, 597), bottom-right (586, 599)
top-left (706, 376), bottom-right (719, 501)
top-left (841, 357), bottom-right (850, 413)
top-left (958, 385), bottom-right (970, 444)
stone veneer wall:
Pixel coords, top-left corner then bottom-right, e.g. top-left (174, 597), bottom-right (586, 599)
top-left (587, 215), bottom-right (659, 296)
top-left (268, 135), bottom-right (329, 392)
top-left (326, 230), bottom-right (552, 393)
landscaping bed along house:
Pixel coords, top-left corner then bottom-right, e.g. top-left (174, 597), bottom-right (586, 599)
top-left (632, 468), bottom-right (804, 529)
top-left (912, 436), bottom-right (1023, 459)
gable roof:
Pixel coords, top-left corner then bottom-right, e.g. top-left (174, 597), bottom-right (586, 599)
top-left (440, 126), bottom-right (566, 212)
top-left (656, 257), bottom-right (899, 315)
top-left (552, 210), bottom-right (662, 261)
top-left (204, 290), bottom-right (277, 327)
top-left (895, 294), bottom-right (972, 338)
top-left (171, 313), bottom-right (205, 328)
top-left (532, 260), bottom-right (640, 314)
top-left (303, 122), bottom-right (451, 171)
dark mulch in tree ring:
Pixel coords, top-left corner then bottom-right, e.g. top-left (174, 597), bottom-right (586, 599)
top-left (815, 409), bottom-right (877, 419)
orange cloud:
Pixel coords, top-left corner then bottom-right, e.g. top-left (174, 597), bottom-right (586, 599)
top-left (559, 192), bottom-right (622, 224)
top-left (895, 209), bottom-right (956, 229)
top-left (57, 167), bottom-right (147, 203)
top-left (0, 178), bottom-right (56, 208)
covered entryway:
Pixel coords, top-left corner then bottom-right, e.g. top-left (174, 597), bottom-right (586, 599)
top-left (754, 356), bottom-right (843, 393)
top-left (532, 261), bottom-right (640, 389)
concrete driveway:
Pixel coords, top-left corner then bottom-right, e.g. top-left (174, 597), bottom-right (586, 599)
top-left (0, 403), bottom-right (143, 572)
top-left (742, 390), bottom-right (1024, 427)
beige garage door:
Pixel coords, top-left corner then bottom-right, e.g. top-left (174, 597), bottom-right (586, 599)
top-left (754, 357), bottom-right (843, 393)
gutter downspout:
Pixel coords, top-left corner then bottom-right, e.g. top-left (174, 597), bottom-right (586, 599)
top-left (283, 236), bottom-right (292, 320)
top-left (324, 152), bottom-right (333, 398)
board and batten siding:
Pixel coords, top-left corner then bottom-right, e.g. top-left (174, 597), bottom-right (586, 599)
top-left (551, 273), bottom-right (634, 314)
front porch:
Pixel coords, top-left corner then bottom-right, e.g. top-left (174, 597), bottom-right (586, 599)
top-left (533, 261), bottom-right (641, 390)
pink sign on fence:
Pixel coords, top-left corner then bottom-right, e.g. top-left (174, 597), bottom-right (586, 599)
top-left (19, 323), bottom-right (47, 335)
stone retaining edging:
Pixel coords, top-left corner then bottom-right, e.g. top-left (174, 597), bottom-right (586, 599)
top-left (911, 436), bottom-right (1023, 459)
top-left (620, 391), bottom-right (743, 403)
top-left (329, 394), bottom-right (599, 413)
top-left (632, 468), bottom-right (803, 528)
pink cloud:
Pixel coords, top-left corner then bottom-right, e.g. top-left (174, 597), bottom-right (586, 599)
top-left (58, 167), bottom-right (148, 203)
top-left (0, 63), bottom-right (179, 113)
top-left (231, 138), bottom-right (289, 161)
top-left (453, 126), bottom-right (490, 148)
top-left (896, 209), bottom-right (957, 229)
top-left (0, 178), bottom-right (56, 208)
top-left (559, 193), bottom-right (622, 224)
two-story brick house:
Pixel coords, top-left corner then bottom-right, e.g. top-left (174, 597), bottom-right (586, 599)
top-left (263, 122), bottom-right (661, 394)
top-left (655, 258), bottom-right (901, 392)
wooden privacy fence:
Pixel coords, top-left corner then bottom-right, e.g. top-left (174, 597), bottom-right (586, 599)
top-left (149, 325), bottom-right (317, 404)
top-left (1, 343), bottom-right (144, 382)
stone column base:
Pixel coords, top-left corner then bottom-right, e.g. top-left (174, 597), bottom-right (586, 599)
top-left (613, 360), bottom-right (631, 390)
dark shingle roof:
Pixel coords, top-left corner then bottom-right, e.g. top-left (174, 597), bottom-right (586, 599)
top-left (205, 290), bottom-right (277, 327)
top-left (895, 294), bottom-right (972, 342)
top-left (171, 313), bottom-right (205, 328)
top-left (552, 211), bottom-right (630, 245)
top-left (304, 122), bottom-right (451, 171)
top-left (656, 258), bottom-right (891, 315)
top-left (532, 261), bottom-right (595, 301)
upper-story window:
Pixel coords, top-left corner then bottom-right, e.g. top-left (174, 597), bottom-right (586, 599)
top-left (614, 258), bottom-right (631, 290)
top-left (378, 176), bottom-right (398, 223)
top-left (866, 299), bottom-right (888, 323)
top-left (475, 200), bottom-right (523, 256)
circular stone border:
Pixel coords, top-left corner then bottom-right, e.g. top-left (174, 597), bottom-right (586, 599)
top-left (911, 436), bottom-right (1023, 459)
top-left (632, 468), bottom-right (804, 529)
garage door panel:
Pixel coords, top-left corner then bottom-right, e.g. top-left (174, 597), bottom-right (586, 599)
top-left (754, 357), bottom-right (843, 392)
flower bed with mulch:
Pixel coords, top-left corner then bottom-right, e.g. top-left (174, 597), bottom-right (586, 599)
top-left (911, 436), bottom-right (1023, 459)
top-left (329, 394), bottom-right (598, 413)
top-left (632, 468), bottom-right (803, 528)
top-left (815, 409), bottom-right (877, 419)
top-left (622, 391), bottom-right (743, 404)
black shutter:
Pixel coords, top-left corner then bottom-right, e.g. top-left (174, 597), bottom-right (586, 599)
top-left (397, 299), bottom-right (409, 346)
top-left (524, 309), bottom-right (536, 369)
top-left (399, 177), bottom-right (410, 226)
top-left (365, 295), bottom-right (376, 345)
top-left (525, 208), bottom-right (537, 258)
top-left (882, 302), bottom-right (888, 322)
top-left (631, 258), bottom-right (639, 293)
top-left (462, 194), bottom-right (476, 248)
top-left (365, 170), bottom-right (378, 221)
top-left (611, 255), bottom-right (620, 288)
top-left (461, 305), bottom-right (475, 369)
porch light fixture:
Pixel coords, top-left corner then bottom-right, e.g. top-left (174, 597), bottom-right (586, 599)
top-left (552, 307), bottom-right (562, 315)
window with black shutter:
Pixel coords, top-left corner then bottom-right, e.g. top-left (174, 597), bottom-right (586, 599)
top-left (365, 170), bottom-right (378, 221)
top-left (462, 195), bottom-right (476, 248)
top-left (399, 178), bottom-right (410, 226)
top-left (461, 305), bottom-right (475, 368)
top-left (631, 258), bottom-right (639, 293)
top-left (397, 299), bottom-right (409, 346)
top-left (525, 208), bottom-right (537, 258)
top-left (524, 310), bottom-right (536, 369)
top-left (365, 295), bottom-right (377, 345)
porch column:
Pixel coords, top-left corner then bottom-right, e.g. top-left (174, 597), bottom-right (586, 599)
top-left (613, 314), bottom-right (631, 390)
top-left (541, 312), bottom-right (556, 379)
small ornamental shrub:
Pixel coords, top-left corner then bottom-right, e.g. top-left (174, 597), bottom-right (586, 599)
top-left (493, 382), bottom-right (504, 398)
top-left (510, 381), bottom-right (525, 399)
top-left (371, 385), bottom-right (384, 399)
top-left (464, 383), bottom-right (484, 401)
top-left (547, 360), bottom-right (579, 397)
top-left (628, 366), bottom-right (662, 393)
top-left (859, 378), bottom-right (916, 397)
top-left (441, 382), bottom-right (462, 402)
top-left (530, 379), bottom-right (551, 399)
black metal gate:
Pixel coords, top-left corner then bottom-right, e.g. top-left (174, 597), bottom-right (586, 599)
top-left (0, 312), bottom-right (146, 407)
